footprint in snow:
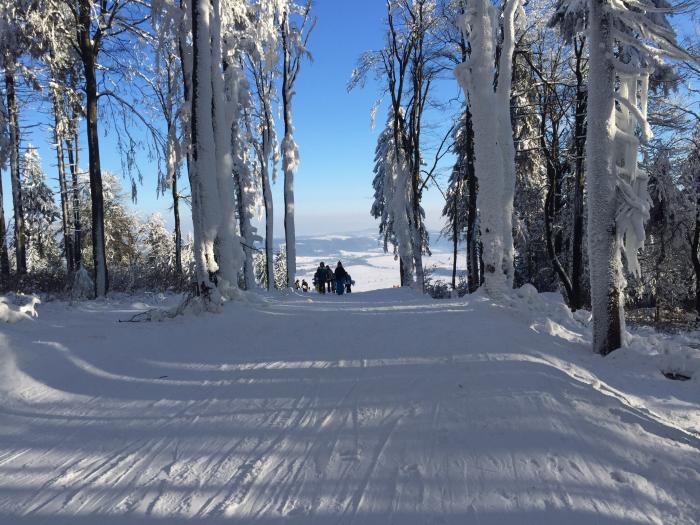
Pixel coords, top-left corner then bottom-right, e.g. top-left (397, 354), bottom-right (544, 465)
top-left (610, 471), bottom-right (628, 483)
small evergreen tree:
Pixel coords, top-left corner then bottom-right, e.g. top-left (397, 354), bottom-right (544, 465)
top-left (21, 146), bottom-right (60, 271)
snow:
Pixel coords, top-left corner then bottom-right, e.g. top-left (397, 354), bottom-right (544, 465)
top-left (0, 286), bottom-right (698, 524)
top-left (0, 293), bottom-right (40, 323)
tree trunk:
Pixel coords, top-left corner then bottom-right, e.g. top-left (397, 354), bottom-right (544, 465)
top-left (281, 29), bottom-right (297, 288)
top-left (163, 58), bottom-right (182, 276)
top-left (586, 0), bottom-right (622, 355)
top-left (465, 108), bottom-right (479, 293)
top-left (571, 36), bottom-right (587, 311)
top-left (451, 192), bottom-right (458, 290)
top-left (51, 89), bottom-right (75, 274)
top-left (261, 146), bottom-right (274, 291)
top-left (235, 171), bottom-right (255, 290)
top-left (78, 1), bottom-right (108, 297)
top-left (691, 178), bottom-right (700, 317)
top-left (190, 0), bottom-right (226, 296)
top-left (540, 95), bottom-right (575, 307)
top-left (65, 122), bottom-right (82, 269)
top-left (0, 168), bottom-right (10, 279)
top-left (172, 170), bottom-right (182, 275)
top-left (210, 0), bottom-right (242, 288)
top-left (4, 56), bottom-right (27, 275)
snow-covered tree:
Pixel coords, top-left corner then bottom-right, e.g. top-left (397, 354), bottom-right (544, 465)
top-left (254, 244), bottom-right (288, 290)
top-left (442, 109), bottom-right (478, 292)
top-left (187, 0), bottom-right (248, 304)
top-left (454, 0), bottom-right (523, 295)
top-left (140, 213), bottom-right (177, 287)
top-left (80, 171), bottom-right (139, 280)
top-left (551, 0), bottom-right (692, 353)
top-left (21, 146), bottom-right (60, 271)
top-left (280, 1), bottom-right (313, 289)
top-left (372, 108), bottom-right (415, 286)
top-left (354, 0), bottom-right (444, 290)
top-left (0, 0), bottom-right (32, 275)
top-left (67, 0), bottom-right (150, 297)
top-left (245, 0), bottom-right (283, 292)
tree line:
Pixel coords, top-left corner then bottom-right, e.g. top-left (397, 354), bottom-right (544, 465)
top-left (0, 0), bottom-right (312, 301)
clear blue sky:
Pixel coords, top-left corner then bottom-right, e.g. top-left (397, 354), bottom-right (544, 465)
top-left (2, 0), bottom-right (458, 241)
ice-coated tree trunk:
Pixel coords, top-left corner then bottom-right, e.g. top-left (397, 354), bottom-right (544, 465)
top-left (585, 0), bottom-right (623, 354)
top-left (4, 56), bottom-right (27, 275)
top-left (281, 12), bottom-right (298, 289)
top-left (495, 0), bottom-right (519, 287)
top-left (455, 0), bottom-right (503, 293)
top-left (178, 0), bottom-right (208, 290)
top-left (191, 0), bottom-right (224, 295)
top-left (693, 171), bottom-right (700, 317)
top-left (210, 0), bottom-right (243, 289)
top-left (455, 0), bottom-right (519, 295)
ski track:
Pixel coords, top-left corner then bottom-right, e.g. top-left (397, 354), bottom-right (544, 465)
top-left (0, 290), bottom-right (698, 524)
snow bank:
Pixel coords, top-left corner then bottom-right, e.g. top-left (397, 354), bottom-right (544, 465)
top-left (0, 294), bottom-right (40, 323)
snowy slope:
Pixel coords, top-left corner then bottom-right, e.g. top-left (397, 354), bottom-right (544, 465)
top-left (0, 289), bottom-right (698, 524)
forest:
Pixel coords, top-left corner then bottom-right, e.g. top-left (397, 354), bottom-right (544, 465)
top-left (0, 0), bottom-right (699, 358)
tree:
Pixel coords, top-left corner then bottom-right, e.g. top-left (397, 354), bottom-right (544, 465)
top-left (372, 108), bottom-right (415, 285)
top-left (141, 213), bottom-right (177, 288)
top-left (0, 96), bottom-right (11, 279)
top-left (442, 109), bottom-right (477, 292)
top-left (551, 0), bottom-right (691, 354)
top-left (353, 0), bottom-right (442, 290)
top-left (245, 0), bottom-right (281, 292)
top-left (188, 0), bottom-right (246, 303)
top-left (0, 0), bottom-right (30, 275)
top-left (70, 0), bottom-right (149, 297)
top-left (280, 0), bottom-right (313, 289)
top-left (454, 0), bottom-right (523, 294)
top-left (21, 146), bottom-right (61, 271)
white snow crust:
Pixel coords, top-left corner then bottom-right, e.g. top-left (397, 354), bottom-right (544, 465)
top-left (0, 287), bottom-right (698, 524)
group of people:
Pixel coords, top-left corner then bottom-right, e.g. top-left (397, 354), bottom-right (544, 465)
top-left (292, 261), bottom-right (354, 295)
top-left (313, 261), bottom-right (353, 295)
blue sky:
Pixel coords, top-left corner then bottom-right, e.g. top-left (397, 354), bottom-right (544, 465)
top-left (1, 0), bottom-right (456, 241)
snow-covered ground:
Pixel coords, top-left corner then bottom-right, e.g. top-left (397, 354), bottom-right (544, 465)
top-left (0, 285), bottom-right (698, 524)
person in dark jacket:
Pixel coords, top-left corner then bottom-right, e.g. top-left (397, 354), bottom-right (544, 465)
top-left (334, 261), bottom-right (349, 295)
top-left (314, 263), bottom-right (327, 293)
top-left (325, 265), bottom-right (334, 293)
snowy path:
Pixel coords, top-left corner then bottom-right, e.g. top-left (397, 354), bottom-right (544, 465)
top-left (0, 289), bottom-right (698, 524)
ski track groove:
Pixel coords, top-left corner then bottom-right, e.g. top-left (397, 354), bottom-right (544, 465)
top-left (0, 294), bottom-right (699, 524)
